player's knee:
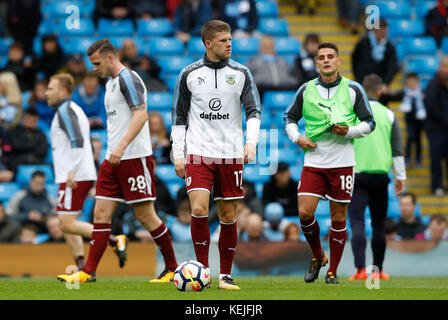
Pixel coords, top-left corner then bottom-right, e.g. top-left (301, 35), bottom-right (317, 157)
top-left (93, 206), bottom-right (112, 223)
top-left (191, 204), bottom-right (208, 217)
top-left (58, 219), bottom-right (71, 233)
top-left (298, 208), bottom-right (314, 221)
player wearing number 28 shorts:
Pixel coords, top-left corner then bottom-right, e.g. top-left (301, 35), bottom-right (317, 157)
top-left (284, 43), bottom-right (375, 284)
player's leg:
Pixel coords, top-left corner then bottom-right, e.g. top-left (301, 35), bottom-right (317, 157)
top-left (57, 198), bottom-right (118, 283)
top-left (63, 232), bottom-right (85, 269)
top-left (188, 190), bottom-right (211, 272)
top-left (325, 166), bottom-right (354, 284)
top-left (368, 174), bottom-right (390, 280)
top-left (216, 199), bottom-right (240, 290)
top-left (347, 173), bottom-right (369, 280)
top-left (132, 200), bottom-right (178, 282)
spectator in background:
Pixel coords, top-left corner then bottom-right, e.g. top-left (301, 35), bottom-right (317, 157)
top-left (211, 203), bottom-right (252, 242)
top-left (415, 215), bottom-right (448, 241)
top-left (94, 0), bottom-right (135, 21)
top-left (32, 34), bottom-right (66, 81)
top-left (240, 212), bottom-right (266, 242)
top-left (19, 223), bottom-right (38, 244)
top-left (121, 39), bottom-right (167, 92)
top-left (90, 137), bottom-right (103, 173)
top-left (337, 0), bottom-right (361, 35)
top-left (165, 197), bottom-right (192, 242)
top-left (71, 72), bottom-right (106, 129)
top-left (246, 35), bottom-right (298, 99)
top-left (28, 79), bottom-right (53, 128)
top-left (294, 33), bottom-right (320, 86)
top-left (4, 108), bottom-right (48, 172)
top-left (167, 0), bottom-right (183, 19)
top-left (0, 127), bottom-right (13, 183)
top-left (6, 170), bottom-right (57, 234)
top-left (134, 0), bottom-right (167, 19)
top-left (6, 0), bottom-right (41, 56)
top-left (284, 223), bottom-right (301, 241)
top-left (45, 215), bottom-right (65, 243)
top-left (352, 19), bottom-right (399, 91)
top-left (0, 71), bottom-right (22, 128)
top-left (241, 180), bottom-right (264, 216)
top-left (399, 73), bottom-right (426, 167)
top-left (425, 0), bottom-right (448, 47)
top-left (0, 201), bottom-right (21, 243)
top-left (385, 217), bottom-right (399, 241)
top-left (173, 0), bottom-right (213, 43)
top-left (57, 54), bottom-right (87, 87)
top-left (424, 56), bottom-right (448, 196)
top-left (296, 0), bottom-right (317, 15)
top-left (154, 172), bottom-right (177, 220)
top-left (149, 112), bottom-right (172, 165)
top-left (262, 162), bottom-right (298, 217)
top-left (214, 0), bottom-right (258, 38)
top-left (1, 42), bottom-right (35, 92)
top-left (262, 202), bottom-right (290, 241)
top-left (397, 192), bottom-right (427, 240)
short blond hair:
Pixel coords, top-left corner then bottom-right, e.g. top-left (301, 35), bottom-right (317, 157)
top-left (50, 73), bottom-right (75, 95)
top-left (201, 20), bottom-right (231, 44)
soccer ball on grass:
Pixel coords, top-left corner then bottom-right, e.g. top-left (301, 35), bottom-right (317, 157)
top-left (173, 260), bottom-right (209, 292)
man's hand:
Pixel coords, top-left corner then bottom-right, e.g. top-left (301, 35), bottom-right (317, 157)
top-left (331, 124), bottom-right (349, 136)
top-left (109, 143), bottom-right (126, 166)
top-left (66, 171), bottom-right (77, 189)
top-left (28, 210), bottom-right (43, 222)
top-left (174, 158), bottom-right (186, 179)
top-left (243, 143), bottom-right (256, 164)
top-left (297, 136), bottom-right (317, 150)
top-left (395, 180), bottom-right (405, 196)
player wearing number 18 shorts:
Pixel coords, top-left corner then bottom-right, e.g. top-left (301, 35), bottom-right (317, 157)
top-left (284, 43), bottom-right (375, 284)
top-left (171, 20), bottom-right (262, 290)
top-left (57, 39), bottom-right (178, 284)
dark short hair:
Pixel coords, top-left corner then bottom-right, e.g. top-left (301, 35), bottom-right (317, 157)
top-left (31, 170), bottom-right (46, 180)
top-left (405, 72), bottom-right (419, 80)
top-left (316, 42), bottom-right (339, 56)
top-left (430, 215), bottom-right (447, 224)
top-left (400, 192), bottom-right (417, 205)
top-left (201, 20), bottom-right (231, 44)
top-left (362, 73), bottom-right (383, 93)
top-left (87, 39), bottom-right (117, 57)
top-left (304, 33), bottom-right (320, 45)
top-left (24, 108), bottom-right (39, 117)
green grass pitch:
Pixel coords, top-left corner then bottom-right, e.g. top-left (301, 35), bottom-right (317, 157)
top-left (1, 276), bottom-right (448, 300)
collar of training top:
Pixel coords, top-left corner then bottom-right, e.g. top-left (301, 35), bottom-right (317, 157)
top-left (52, 98), bottom-right (69, 112)
top-left (317, 73), bottom-right (342, 89)
top-left (203, 54), bottom-right (229, 70)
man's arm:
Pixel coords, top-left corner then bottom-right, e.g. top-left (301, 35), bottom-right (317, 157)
top-left (389, 110), bottom-right (406, 195)
top-left (241, 67), bottom-right (262, 163)
top-left (342, 81), bottom-right (376, 139)
top-left (111, 69), bottom-right (148, 166)
top-left (171, 68), bottom-right (192, 178)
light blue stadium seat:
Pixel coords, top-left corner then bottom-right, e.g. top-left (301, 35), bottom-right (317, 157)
top-left (403, 37), bottom-right (437, 56)
top-left (404, 56), bottom-right (440, 75)
top-left (255, 182), bottom-right (264, 198)
top-left (276, 148), bottom-right (300, 166)
top-left (60, 37), bottom-right (96, 55)
top-left (148, 92), bottom-right (173, 111)
top-left (155, 164), bottom-right (182, 183)
top-left (164, 76), bottom-right (178, 92)
top-left (98, 18), bottom-right (134, 38)
top-left (59, 18), bottom-right (95, 37)
top-left (256, 1), bottom-right (279, 18)
top-left (147, 38), bottom-right (184, 57)
top-left (260, 112), bottom-right (272, 129)
top-left (289, 164), bottom-right (302, 182)
top-left (271, 111), bottom-right (285, 129)
top-left (387, 199), bottom-right (401, 219)
top-left (263, 91), bottom-right (295, 111)
top-left (157, 111), bottom-right (172, 131)
top-left (137, 18), bottom-right (173, 38)
top-left (167, 182), bottom-right (184, 199)
top-left (315, 200), bottom-right (330, 218)
top-left (319, 217), bottom-right (332, 237)
top-left (375, 1), bottom-right (411, 19)
top-left (244, 165), bottom-right (271, 184)
top-left (0, 37), bottom-right (13, 55)
top-left (388, 19), bottom-right (425, 39)
top-left (0, 56), bottom-right (7, 69)
top-left (158, 56), bottom-right (194, 76)
top-left (37, 19), bottom-right (65, 36)
top-left (275, 37), bottom-right (301, 55)
top-left (187, 37), bottom-right (205, 58)
top-left (232, 37), bottom-right (260, 56)
top-left (16, 164), bottom-right (55, 186)
top-left (91, 129), bottom-right (108, 148)
top-left (413, 1), bottom-right (437, 19)
top-left (258, 18), bottom-right (289, 36)
top-left (46, 183), bottom-right (60, 198)
top-left (41, 1), bottom-right (95, 20)
top-left (440, 37), bottom-right (448, 54)
top-left (107, 37), bottom-right (145, 55)
top-left (0, 183), bottom-right (20, 202)
top-left (393, 41), bottom-right (405, 63)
